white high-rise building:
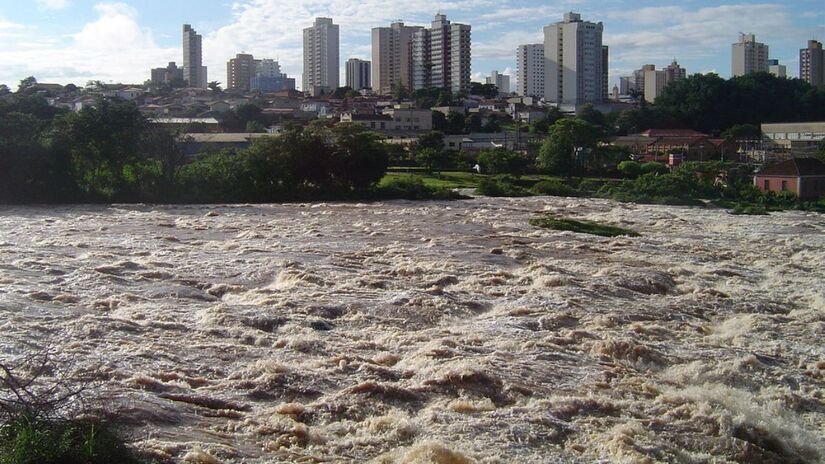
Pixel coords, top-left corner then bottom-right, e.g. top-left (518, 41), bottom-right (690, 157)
top-left (371, 22), bottom-right (423, 95)
top-left (517, 44), bottom-right (544, 98)
top-left (486, 70), bottom-right (510, 94)
top-left (346, 58), bottom-right (371, 91)
top-left (303, 17), bottom-right (340, 93)
top-left (732, 33), bottom-right (768, 77)
top-left (543, 12), bottom-right (607, 106)
top-left (257, 59), bottom-right (281, 78)
top-left (410, 14), bottom-right (471, 93)
top-left (642, 60), bottom-right (686, 103)
top-left (182, 24), bottom-right (207, 88)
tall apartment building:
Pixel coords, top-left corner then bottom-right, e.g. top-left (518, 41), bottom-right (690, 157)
top-left (601, 46), bottom-right (609, 102)
top-left (486, 70), bottom-right (510, 94)
top-left (371, 22), bottom-right (423, 95)
top-left (410, 14), bottom-right (471, 93)
top-left (768, 59), bottom-right (787, 78)
top-left (150, 62), bottom-right (184, 85)
top-left (543, 12), bottom-right (607, 106)
top-left (303, 17), bottom-right (340, 93)
top-left (226, 53), bottom-right (258, 90)
top-left (643, 60), bottom-right (686, 103)
top-left (732, 33), bottom-right (768, 77)
top-left (346, 58), bottom-right (371, 91)
top-left (516, 44), bottom-right (544, 98)
top-left (250, 59), bottom-right (296, 92)
top-left (182, 24), bottom-right (207, 88)
top-left (800, 40), bottom-right (824, 88)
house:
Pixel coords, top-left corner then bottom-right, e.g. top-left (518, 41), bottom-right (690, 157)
top-left (442, 132), bottom-right (537, 152)
top-left (340, 105), bottom-right (432, 134)
top-left (754, 158), bottom-right (825, 199)
top-left (150, 117), bottom-right (221, 133)
top-left (612, 128), bottom-right (722, 160)
top-left (178, 133), bottom-right (274, 156)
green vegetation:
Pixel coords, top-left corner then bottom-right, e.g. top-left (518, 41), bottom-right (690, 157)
top-left (1, 355), bottom-right (138, 464)
top-left (0, 418), bottom-right (138, 464)
top-left (377, 176), bottom-right (465, 200)
top-left (529, 216), bottom-right (640, 237)
top-left (475, 177), bottom-right (532, 197)
top-left (531, 179), bottom-right (579, 197)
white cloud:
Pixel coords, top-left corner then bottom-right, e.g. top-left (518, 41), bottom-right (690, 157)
top-left (36, 0), bottom-right (70, 10)
top-left (0, 2), bottom-right (176, 85)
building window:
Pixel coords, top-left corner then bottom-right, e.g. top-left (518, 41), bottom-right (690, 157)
top-left (763, 179), bottom-right (770, 190)
top-left (781, 180), bottom-right (788, 191)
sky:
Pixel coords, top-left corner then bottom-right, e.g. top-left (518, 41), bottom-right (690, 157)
top-left (0, 0), bottom-right (823, 91)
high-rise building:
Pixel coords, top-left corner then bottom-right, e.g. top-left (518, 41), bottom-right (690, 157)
top-left (250, 59), bottom-right (295, 92)
top-left (516, 44), bottom-right (544, 98)
top-left (150, 62), bottom-right (184, 85)
top-left (371, 22), bottom-right (423, 95)
top-left (732, 33), bottom-right (768, 77)
top-left (643, 60), bottom-right (686, 103)
top-left (346, 58), bottom-right (371, 91)
top-left (768, 59), bottom-right (787, 78)
top-left (543, 12), bottom-right (607, 106)
top-left (256, 59), bottom-right (282, 78)
top-left (486, 70), bottom-right (510, 94)
top-left (182, 24), bottom-right (207, 88)
top-left (303, 17), bottom-right (340, 93)
top-left (800, 40), bottom-right (824, 88)
top-left (226, 53), bottom-right (258, 90)
top-left (601, 46), bottom-right (609, 102)
top-left (410, 14), bottom-right (471, 93)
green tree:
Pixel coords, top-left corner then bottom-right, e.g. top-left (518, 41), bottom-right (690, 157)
top-left (538, 118), bottom-right (602, 176)
top-left (208, 81), bottom-right (222, 92)
top-left (415, 147), bottom-right (451, 172)
top-left (476, 148), bottom-right (530, 176)
top-left (54, 98), bottom-right (146, 199)
top-left (17, 76), bottom-right (37, 94)
top-left (469, 82), bottom-right (498, 98)
top-left (446, 111), bottom-right (465, 134)
top-left (416, 131), bottom-right (445, 152)
top-left (721, 124), bottom-right (760, 140)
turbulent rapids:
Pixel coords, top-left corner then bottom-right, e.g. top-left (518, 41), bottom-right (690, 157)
top-left (0, 198), bottom-right (823, 463)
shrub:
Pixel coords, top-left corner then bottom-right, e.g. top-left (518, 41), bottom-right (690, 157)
top-left (617, 160), bottom-right (642, 178)
top-left (531, 180), bottom-right (579, 197)
top-left (378, 176), bottom-right (464, 200)
top-left (530, 216), bottom-right (639, 237)
top-left (640, 162), bottom-right (669, 176)
top-left (476, 177), bottom-right (532, 197)
top-left (0, 353), bottom-right (138, 464)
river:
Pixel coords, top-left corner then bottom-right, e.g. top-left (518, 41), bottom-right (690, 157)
top-left (0, 198), bottom-right (823, 463)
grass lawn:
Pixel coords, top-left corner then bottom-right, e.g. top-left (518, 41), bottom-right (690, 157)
top-left (381, 169), bottom-right (620, 192)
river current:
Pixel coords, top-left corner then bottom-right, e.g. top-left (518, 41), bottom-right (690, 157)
top-left (0, 198), bottom-right (823, 463)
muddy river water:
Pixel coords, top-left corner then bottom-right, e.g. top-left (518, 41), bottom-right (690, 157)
top-left (0, 198), bottom-right (823, 463)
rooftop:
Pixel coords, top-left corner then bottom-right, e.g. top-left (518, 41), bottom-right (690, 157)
top-left (757, 158), bottom-right (825, 177)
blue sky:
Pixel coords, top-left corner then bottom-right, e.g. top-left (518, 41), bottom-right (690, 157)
top-left (0, 0), bottom-right (823, 90)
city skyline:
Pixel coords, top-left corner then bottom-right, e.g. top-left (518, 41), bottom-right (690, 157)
top-left (0, 1), bottom-right (823, 89)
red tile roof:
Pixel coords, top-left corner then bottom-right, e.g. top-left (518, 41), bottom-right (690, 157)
top-left (757, 158), bottom-right (825, 177)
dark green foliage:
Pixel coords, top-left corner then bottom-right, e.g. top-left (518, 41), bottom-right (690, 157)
top-left (617, 160), bottom-right (643, 178)
top-left (0, 417), bottom-right (138, 464)
top-left (538, 118), bottom-right (602, 176)
top-left (411, 87), bottom-right (454, 108)
top-left (721, 124), bottom-right (761, 140)
top-left (531, 180), bottom-right (579, 197)
top-left (1, 354), bottom-right (138, 464)
top-left (655, 72), bottom-right (825, 133)
top-left (530, 216), bottom-right (639, 237)
top-left (641, 162), bottom-right (669, 176)
top-left (475, 177), bottom-right (532, 197)
top-left (377, 176), bottom-right (464, 200)
top-left (476, 148), bottom-right (530, 176)
top-left (469, 82), bottom-right (499, 98)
